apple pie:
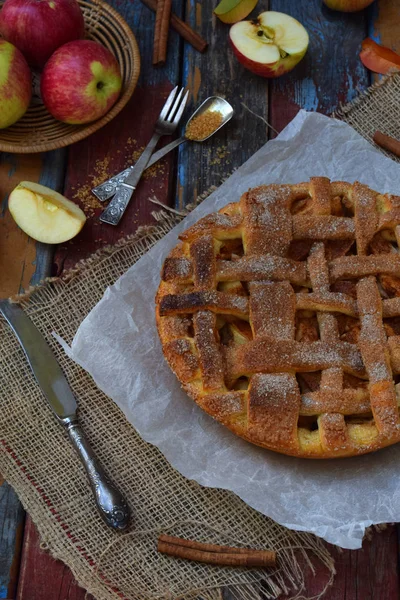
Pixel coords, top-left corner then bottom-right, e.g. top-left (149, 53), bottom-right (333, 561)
top-left (156, 177), bottom-right (400, 458)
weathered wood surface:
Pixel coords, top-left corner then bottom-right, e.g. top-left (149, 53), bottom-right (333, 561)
top-left (53, 0), bottom-right (183, 274)
top-left (269, 0), bottom-right (370, 130)
top-left (282, 525), bottom-right (399, 600)
top-left (0, 147), bottom-right (65, 599)
top-left (16, 517), bottom-right (93, 600)
top-left (1, 0), bottom-right (400, 598)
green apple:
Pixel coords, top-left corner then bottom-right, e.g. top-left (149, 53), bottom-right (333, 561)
top-left (9, 181), bottom-right (86, 244)
top-left (0, 39), bottom-right (32, 129)
top-left (323, 0), bottom-right (374, 11)
top-left (214, 0), bottom-right (258, 24)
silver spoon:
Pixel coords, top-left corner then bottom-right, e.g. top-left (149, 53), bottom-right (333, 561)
top-left (92, 96), bottom-right (234, 202)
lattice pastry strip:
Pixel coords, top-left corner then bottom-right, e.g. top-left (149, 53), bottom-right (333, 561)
top-left (357, 277), bottom-right (399, 438)
top-left (307, 243), bottom-right (351, 453)
top-left (156, 178), bottom-right (400, 458)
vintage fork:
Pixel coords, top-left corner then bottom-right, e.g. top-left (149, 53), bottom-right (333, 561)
top-left (100, 86), bottom-right (189, 226)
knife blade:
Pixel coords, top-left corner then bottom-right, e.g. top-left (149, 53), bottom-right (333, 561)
top-left (0, 300), bottom-right (77, 419)
top-left (0, 300), bottom-right (130, 530)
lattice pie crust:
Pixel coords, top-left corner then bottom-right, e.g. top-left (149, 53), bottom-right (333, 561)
top-left (156, 178), bottom-right (400, 458)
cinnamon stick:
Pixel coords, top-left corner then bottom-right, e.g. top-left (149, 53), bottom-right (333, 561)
top-left (153, 0), bottom-right (173, 67)
top-left (157, 534), bottom-right (276, 568)
top-left (373, 131), bottom-right (400, 158)
top-left (141, 0), bottom-right (208, 54)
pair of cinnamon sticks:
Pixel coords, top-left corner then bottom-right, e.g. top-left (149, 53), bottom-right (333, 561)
top-left (157, 534), bottom-right (276, 568)
top-left (145, 0), bottom-right (208, 67)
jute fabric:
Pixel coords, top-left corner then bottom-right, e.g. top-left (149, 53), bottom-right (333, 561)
top-left (2, 73), bottom-right (399, 600)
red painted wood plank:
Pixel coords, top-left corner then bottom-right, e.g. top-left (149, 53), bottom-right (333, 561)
top-left (54, 84), bottom-right (177, 274)
top-left (53, 0), bottom-right (186, 274)
top-left (280, 526), bottom-right (399, 599)
top-left (17, 517), bottom-right (92, 600)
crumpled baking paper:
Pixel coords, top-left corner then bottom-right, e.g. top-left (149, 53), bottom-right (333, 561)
top-left (61, 110), bottom-right (400, 549)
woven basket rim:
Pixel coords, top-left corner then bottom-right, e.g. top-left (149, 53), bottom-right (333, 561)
top-left (0, 0), bottom-right (141, 154)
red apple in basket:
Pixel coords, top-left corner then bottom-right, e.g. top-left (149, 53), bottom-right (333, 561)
top-left (229, 11), bottom-right (309, 78)
top-left (0, 39), bottom-right (32, 129)
top-left (0, 0), bottom-right (85, 69)
top-left (41, 40), bottom-right (122, 124)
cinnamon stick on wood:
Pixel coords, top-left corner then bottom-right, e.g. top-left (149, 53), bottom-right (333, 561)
top-left (157, 534), bottom-right (276, 568)
top-left (142, 0), bottom-right (208, 54)
top-left (373, 131), bottom-right (400, 158)
top-left (153, 0), bottom-right (173, 66)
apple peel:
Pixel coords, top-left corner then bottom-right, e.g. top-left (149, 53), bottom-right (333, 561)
top-left (8, 181), bottom-right (86, 244)
top-left (360, 38), bottom-right (400, 75)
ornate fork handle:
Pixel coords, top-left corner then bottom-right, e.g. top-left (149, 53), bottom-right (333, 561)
top-left (63, 417), bottom-right (130, 530)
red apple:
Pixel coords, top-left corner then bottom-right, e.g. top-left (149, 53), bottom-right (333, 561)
top-left (0, 39), bottom-right (32, 128)
top-left (41, 40), bottom-right (122, 124)
top-left (0, 0), bottom-right (85, 69)
top-left (229, 11), bottom-right (309, 78)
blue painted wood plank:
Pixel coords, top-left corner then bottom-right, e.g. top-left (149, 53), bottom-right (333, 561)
top-left (0, 482), bottom-right (24, 599)
top-left (31, 148), bottom-right (68, 285)
top-left (175, 0), bottom-right (269, 210)
top-left (269, 0), bottom-right (371, 129)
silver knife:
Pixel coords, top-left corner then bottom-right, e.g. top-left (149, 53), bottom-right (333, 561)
top-left (0, 300), bottom-right (130, 530)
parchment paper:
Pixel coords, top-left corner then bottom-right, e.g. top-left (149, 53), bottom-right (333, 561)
top-left (62, 111), bottom-right (400, 549)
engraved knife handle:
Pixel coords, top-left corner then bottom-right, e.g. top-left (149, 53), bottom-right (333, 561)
top-left (92, 166), bottom-right (134, 202)
top-left (63, 417), bottom-right (130, 530)
top-left (99, 183), bottom-right (134, 226)
top-left (92, 137), bottom-right (187, 202)
top-left (99, 131), bottom-right (161, 225)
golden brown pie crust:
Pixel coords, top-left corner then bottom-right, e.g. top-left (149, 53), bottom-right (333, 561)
top-left (156, 177), bottom-right (400, 458)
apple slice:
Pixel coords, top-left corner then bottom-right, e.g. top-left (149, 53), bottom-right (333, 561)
top-left (8, 181), bottom-right (86, 244)
top-left (360, 38), bottom-right (400, 75)
top-left (214, 0), bottom-right (258, 24)
top-left (229, 11), bottom-right (309, 78)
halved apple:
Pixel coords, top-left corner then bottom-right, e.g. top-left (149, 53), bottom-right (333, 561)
top-left (229, 11), bottom-right (309, 78)
top-left (214, 0), bottom-right (258, 24)
top-left (8, 181), bottom-right (86, 244)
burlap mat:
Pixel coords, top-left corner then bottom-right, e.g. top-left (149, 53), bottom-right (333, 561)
top-left (1, 73), bottom-right (400, 600)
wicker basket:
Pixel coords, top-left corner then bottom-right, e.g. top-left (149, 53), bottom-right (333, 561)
top-left (0, 0), bottom-right (140, 153)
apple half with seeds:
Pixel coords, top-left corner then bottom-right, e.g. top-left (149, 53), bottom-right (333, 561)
top-left (9, 181), bottom-right (86, 244)
top-left (229, 11), bottom-right (309, 78)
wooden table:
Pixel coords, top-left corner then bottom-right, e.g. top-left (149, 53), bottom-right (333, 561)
top-left (0, 0), bottom-right (399, 597)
